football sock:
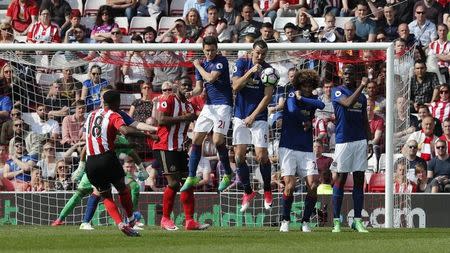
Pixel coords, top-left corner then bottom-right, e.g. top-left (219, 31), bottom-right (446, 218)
top-left (118, 187), bottom-right (134, 218)
top-left (332, 185), bottom-right (344, 219)
top-left (188, 144), bottom-right (202, 177)
top-left (58, 190), bottom-right (85, 220)
top-left (217, 143), bottom-right (232, 175)
top-left (260, 162), bottom-right (272, 192)
top-left (302, 194), bottom-right (317, 223)
top-left (353, 187), bottom-right (364, 218)
top-left (82, 194), bottom-right (100, 223)
top-left (281, 192), bottom-right (293, 221)
top-left (129, 180), bottom-right (140, 210)
top-left (236, 162), bottom-right (252, 194)
top-left (103, 197), bottom-right (122, 225)
top-left (162, 186), bottom-right (177, 219)
top-left (180, 188), bottom-right (195, 220)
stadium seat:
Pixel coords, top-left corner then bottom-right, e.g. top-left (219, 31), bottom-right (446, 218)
top-left (335, 17), bottom-right (353, 29)
top-left (66, 0), bottom-right (84, 13)
top-left (129, 16), bottom-right (158, 34)
top-left (115, 17), bottom-right (129, 34)
top-left (158, 16), bottom-right (182, 35)
top-left (120, 93), bottom-right (142, 110)
top-left (84, 0), bottom-right (106, 16)
top-left (314, 17), bottom-right (325, 28)
top-left (368, 173), bottom-right (385, 193)
top-left (169, 0), bottom-right (184, 16)
top-left (273, 17), bottom-right (296, 32)
top-left (254, 17), bottom-right (272, 24)
top-left (80, 16), bottom-right (96, 29)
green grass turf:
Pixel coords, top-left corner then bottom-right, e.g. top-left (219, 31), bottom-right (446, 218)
top-left (1, 226), bottom-right (450, 253)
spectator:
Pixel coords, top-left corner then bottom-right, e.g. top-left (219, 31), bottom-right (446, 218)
top-left (22, 103), bottom-right (61, 141)
top-left (317, 12), bottom-right (344, 43)
top-left (5, 0), bottom-right (38, 35)
top-left (44, 81), bottom-right (71, 121)
top-left (53, 159), bottom-right (75, 190)
top-left (233, 3), bottom-right (262, 43)
top-left (439, 118), bottom-right (450, 154)
top-left (394, 160), bottom-right (415, 193)
top-left (378, 4), bottom-right (399, 42)
top-left (136, 0), bottom-right (167, 18)
top-left (340, 0), bottom-right (357, 17)
top-left (368, 100), bottom-right (384, 172)
top-left (122, 35), bottom-right (153, 85)
top-left (343, 21), bottom-right (364, 43)
top-left (397, 23), bottom-right (416, 49)
top-left (429, 24), bottom-right (450, 84)
top-left (8, 119), bottom-right (41, 157)
top-left (30, 168), bottom-right (46, 191)
top-left (429, 84), bottom-right (450, 123)
top-left (393, 0), bottom-right (415, 24)
top-left (142, 26), bottom-right (157, 43)
top-left (3, 137), bottom-right (37, 191)
top-left (156, 19), bottom-right (194, 59)
top-left (219, 0), bottom-right (240, 26)
top-left (394, 96), bottom-right (419, 146)
top-left (396, 140), bottom-right (427, 188)
top-left (40, 0), bottom-right (72, 31)
top-left (314, 140), bottom-right (334, 188)
top-left (427, 139), bottom-right (450, 192)
top-left (295, 7), bottom-right (318, 42)
top-left (366, 81), bottom-right (385, 118)
top-left (128, 80), bottom-right (153, 122)
top-left (60, 9), bottom-right (84, 39)
top-left (106, 0), bottom-right (137, 23)
top-left (414, 0), bottom-right (445, 26)
top-left (63, 25), bottom-right (87, 44)
top-left (276, 0), bottom-right (300, 18)
top-left (0, 23), bottom-right (16, 44)
top-left (184, 8), bottom-right (203, 41)
top-left (410, 60), bottom-right (440, 112)
top-left (253, 0), bottom-right (279, 23)
top-left (61, 100), bottom-right (85, 146)
top-left (36, 141), bottom-right (58, 180)
top-left (0, 86), bottom-right (12, 127)
top-left (407, 115), bottom-right (438, 162)
top-left (0, 144), bottom-right (15, 191)
top-left (0, 108), bottom-right (21, 145)
top-left (183, 0), bottom-right (215, 26)
top-left (415, 104), bottom-right (443, 138)
top-left (56, 68), bottom-right (82, 104)
top-left (196, 24), bottom-right (218, 43)
top-left (205, 6), bottom-right (229, 42)
top-left (282, 22), bottom-right (302, 43)
top-left (351, 1), bottom-right (376, 42)
top-left (314, 80), bottom-right (335, 150)
top-left (408, 4), bottom-right (437, 48)
top-left (27, 8), bottom-right (61, 43)
top-left (90, 5), bottom-right (118, 43)
top-left (80, 65), bottom-right (109, 112)
top-left (268, 67), bottom-right (294, 129)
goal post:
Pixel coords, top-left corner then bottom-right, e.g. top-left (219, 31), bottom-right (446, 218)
top-left (0, 42), bottom-right (395, 228)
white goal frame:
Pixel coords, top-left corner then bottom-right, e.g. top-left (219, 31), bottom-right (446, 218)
top-left (0, 42), bottom-right (395, 228)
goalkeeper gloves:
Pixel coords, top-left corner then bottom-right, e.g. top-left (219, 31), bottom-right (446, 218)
top-left (136, 163), bottom-right (149, 181)
top-left (71, 161), bottom-right (85, 183)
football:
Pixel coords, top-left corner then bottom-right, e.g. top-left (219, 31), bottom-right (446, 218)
top-left (260, 67), bottom-right (280, 87)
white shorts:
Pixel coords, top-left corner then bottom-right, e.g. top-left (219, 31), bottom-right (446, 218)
top-left (196, 156), bottom-right (212, 176)
top-left (331, 139), bottom-right (368, 173)
top-left (194, 104), bottom-right (232, 135)
top-left (232, 118), bottom-right (269, 148)
top-left (279, 147), bottom-right (318, 178)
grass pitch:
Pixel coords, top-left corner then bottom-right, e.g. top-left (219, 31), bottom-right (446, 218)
top-left (0, 226), bottom-right (449, 253)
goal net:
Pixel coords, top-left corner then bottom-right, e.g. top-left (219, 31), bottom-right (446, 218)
top-left (0, 42), bottom-right (402, 228)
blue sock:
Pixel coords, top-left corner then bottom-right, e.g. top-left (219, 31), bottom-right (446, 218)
top-left (281, 193), bottom-right (293, 221)
top-left (188, 144), bottom-right (202, 177)
top-left (83, 194), bottom-right (100, 223)
top-left (332, 186), bottom-right (344, 219)
top-left (302, 194), bottom-right (317, 223)
top-left (216, 144), bottom-right (232, 175)
top-left (260, 162), bottom-right (272, 192)
top-left (352, 187), bottom-right (364, 218)
top-left (236, 162), bottom-right (252, 194)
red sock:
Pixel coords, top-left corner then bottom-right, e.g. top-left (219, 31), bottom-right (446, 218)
top-left (180, 189), bottom-right (195, 220)
top-left (103, 197), bottom-right (122, 225)
top-left (118, 187), bottom-right (133, 218)
top-left (163, 186), bottom-right (177, 219)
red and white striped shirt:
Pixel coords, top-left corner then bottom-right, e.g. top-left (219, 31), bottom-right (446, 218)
top-left (85, 108), bottom-right (125, 156)
top-left (153, 94), bottom-right (194, 151)
top-left (27, 21), bottom-right (61, 43)
top-left (429, 100), bottom-right (450, 122)
top-left (429, 40), bottom-right (450, 68)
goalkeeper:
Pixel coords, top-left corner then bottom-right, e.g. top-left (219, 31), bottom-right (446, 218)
top-left (52, 110), bottom-right (156, 228)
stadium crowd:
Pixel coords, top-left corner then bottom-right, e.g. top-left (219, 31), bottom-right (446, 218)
top-left (0, 0), bottom-right (449, 197)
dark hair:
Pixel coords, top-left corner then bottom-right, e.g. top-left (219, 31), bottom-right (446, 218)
top-left (14, 136), bottom-right (24, 145)
top-left (414, 59), bottom-right (426, 66)
top-left (131, 34), bottom-right (143, 43)
top-left (103, 90), bottom-right (121, 107)
top-left (241, 3), bottom-right (253, 12)
top-left (292, 69), bottom-right (320, 90)
top-left (74, 100), bottom-right (85, 108)
top-left (207, 5), bottom-right (218, 12)
top-left (143, 26), bottom-right (157, 42)
top-left (438, 23), bottom-right (449, 31)
top-left (261, 22), bottom-right (273, 29)
top-left (203, 36), bottom-right (218, 48)
top-left (90, 64), bottom-right (102, 73)
top-left (283, 22), bottom-right (297, 31)
top-left (175, 19), bottom-right (186, 26)
top-left (95, 5), bottom-right (115, 26)
top-left (253, 40), bottom-right (268, 50)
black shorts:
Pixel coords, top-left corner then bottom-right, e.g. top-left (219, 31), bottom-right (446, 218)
top-left (86, 151), bottom-right (125, 192)
top-left (153, 150), bottom-right (188, 176)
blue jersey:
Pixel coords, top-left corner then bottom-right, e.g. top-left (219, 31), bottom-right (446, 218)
top-left (232, 58), bottom-right (271, 121)
top-left (6, 155), bottom-right (38, 182)
top-left (118, 110), bottom-right (135, 126)
top-left (279, 88), bottom-right (325, 151)
top-left (332, 85), bottom-right (368, 143)
top-left (195, 55), bottom-right (232, 106)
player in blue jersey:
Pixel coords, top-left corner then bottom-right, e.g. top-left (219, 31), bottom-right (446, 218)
top-left (331, 64), bottom-right (370, 233)
top-left (231, 40), bottom-right (274, 212)
top-left (180, 36), bottom-right (234, 192)
top-left (277, 69), bottom-right (325, 233)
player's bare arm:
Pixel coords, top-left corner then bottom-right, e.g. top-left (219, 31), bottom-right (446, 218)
top-left (232, 64), bottom-right (262, 92)
top-left (188, 80), bottom-right (204, 98)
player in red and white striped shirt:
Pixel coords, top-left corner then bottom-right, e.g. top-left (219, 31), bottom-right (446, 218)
top-left (153, 81), bottom-right (210, 231)
top-left (27, 9), bottom-right (60, 43)
top-left (430, 84), bottom-right (450, 123)
top-left (429, 24), bottom-right (450, 83)
top-left (84, 90), bottom-right (141, 237)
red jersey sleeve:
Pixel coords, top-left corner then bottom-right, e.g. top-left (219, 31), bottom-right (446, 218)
top-left (110, 112), bottom-right (126, 130)
top-left (28, 3), bottom-right (39, 16)
top-left (157, 95), bottom-right (175, 115)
